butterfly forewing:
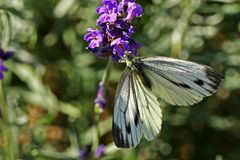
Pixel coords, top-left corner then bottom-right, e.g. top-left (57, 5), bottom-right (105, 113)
top-left (140, 56), bottom-right (224, 106)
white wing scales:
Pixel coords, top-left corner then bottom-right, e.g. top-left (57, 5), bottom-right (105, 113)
top-left (112, 56), bottom-right (224, 148)
top-left (113, 69), bottom-right (142, 148)
top-left (141, 56), bottom-right (224, 106)
top-left (132, 72), bottom-right (162, 141)
top-left (113, 68), bottom-right (162, 148)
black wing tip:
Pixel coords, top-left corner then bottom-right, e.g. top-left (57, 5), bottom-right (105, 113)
top-left (112, 123), bottom-right (132, 148)
top-left (205, 67), bottom-right (225, 89)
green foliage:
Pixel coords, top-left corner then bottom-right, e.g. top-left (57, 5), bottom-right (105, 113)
top-left (0, 0), bottom-right (240, 159)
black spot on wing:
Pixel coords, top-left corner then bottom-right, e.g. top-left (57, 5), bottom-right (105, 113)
top-left (160, 74), bottom-right (191, 89)
top-left (112, 124), bottom-right (130, 148)
top-left (134, 113), bottom-right (139, 126)
top-left (126, 123), bottom-right (131, 133)
top-left (194, 79), bottom-right (204, 86)
top-left (139, 63), bottom-right (191, 89)
top-left (178, 83), bottom-right (191, 89)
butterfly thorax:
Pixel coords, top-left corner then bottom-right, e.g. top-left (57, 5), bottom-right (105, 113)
top-left (123, 55), bottom-right (152, 89)
top-left (124, 53), bottom-right (142, 70)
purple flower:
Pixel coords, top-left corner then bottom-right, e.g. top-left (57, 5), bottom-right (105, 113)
top-left (95, 144), bottom-right (105, 158)
top-left (125, 2), bottom-right (143, 21)
top-left (96, 0), bottom-right (118, 24)
top-left (111, 36), bottom-right (141, 60)
top-left (0, 49), bottom-right (14, 80)
top-left (79, 149), bottom-right (88, 160)
top-left (111, 37), bottom-right (130, 58)
top-left (94, 83), bottom-right (107, 112)
top-left (84, 29), bottom-right (105, 49)
top-left (84, 0), bottom-right (143, 60)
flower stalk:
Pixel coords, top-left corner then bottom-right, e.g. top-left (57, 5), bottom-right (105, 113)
top-left (94, 58), bottom-right (112, 149)
top-left (0, 10), bottom-right (16, 160)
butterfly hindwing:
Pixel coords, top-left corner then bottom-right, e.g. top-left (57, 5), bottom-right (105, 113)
top-left (112, 68), bottom-right (162, 148)
top-left (112, 69), bottom-right (142, 148)
top-left (132, 71), bottom-right (162, 141)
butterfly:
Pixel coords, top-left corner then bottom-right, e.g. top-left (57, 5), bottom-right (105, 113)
top-left (112, 54), bottom-right (224, 148)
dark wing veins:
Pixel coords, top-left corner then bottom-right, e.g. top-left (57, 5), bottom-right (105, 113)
top-left (131, 61), bottom-right (152, 89)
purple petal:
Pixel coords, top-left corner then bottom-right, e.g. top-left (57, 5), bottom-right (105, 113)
top-left (96, 0), bottom-right (118, 24)
top-left (95, 144), bottom-right (105, 158)
top-left (83, 29), bottom-right (94, 41)
top-left (0, 64), bottom-right (8, 72)
top-left (122, 0), bottom-right (135, 5)
top-left (94, 83), bottom-right (107, 111)
top-left (0, 62), bottom-right (7, 80)
top-left (128, 25), bottom-right (134, 34)
top-left (111, 37), bottom-right (129, 58)
top-left (96, 6), bottom-right (108, 14)
top-left (0, 49), bottom-right (4, 59)
top-left (79, 150), bottom-right (88, 160)
top-left (3, 51), bottom-right (14, 60)
top-left (97, 12), bottom-right (117, 24)
top-left (125, 2), bottom-right (143, 21)
top-left (0, 73), bottom-right (3, 79)
top-left (111, 36), bottom-right (141, 58)
top-left (83, 29), bottom-right (104, 49)
top-left (109, 8), bottom-right (118, 21)
top-left (102, 0), bottom-right (118, 7)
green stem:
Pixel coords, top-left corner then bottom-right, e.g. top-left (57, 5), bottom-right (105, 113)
top-left (101, 57), bottom-right (112, 91)
top-left (94, 58), bottom-right (112, 149)
top-left (0, 11), bottom-right (11, 48)
top-left (0, 10), bottom-right (16, 160)
top-left (170, 0), bottom-right (193, 58)
top-left (0, 83), bottom-right (15, 160)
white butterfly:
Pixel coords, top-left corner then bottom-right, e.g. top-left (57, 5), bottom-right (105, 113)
top-left (112, 54), bottom-right (224, 148)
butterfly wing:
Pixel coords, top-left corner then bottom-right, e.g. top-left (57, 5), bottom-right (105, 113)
top-left (139, 56), bottom-right (224, 106)
top-left (112, 68), bottom-right (162, 148)
top-left (113, 56), bottom-right (224, 148)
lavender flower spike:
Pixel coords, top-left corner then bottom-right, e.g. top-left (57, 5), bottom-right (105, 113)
top-left (84, 0), bottom-right (143, 60)
top-left (94, 83), bottom-right (107, 113)
top-left (95, 144), bottom-right (105, 158)
top-left (79, 149), bottom-right (88, 160)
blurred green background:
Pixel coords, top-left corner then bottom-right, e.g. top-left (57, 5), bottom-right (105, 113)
top-left (0, 0), bottom-right (240, 159)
